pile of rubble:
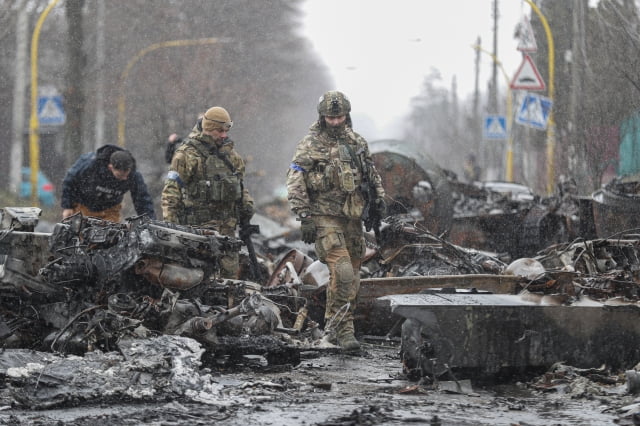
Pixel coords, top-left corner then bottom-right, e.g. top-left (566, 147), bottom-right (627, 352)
top-left (3, 200), bottom-right (640, 423)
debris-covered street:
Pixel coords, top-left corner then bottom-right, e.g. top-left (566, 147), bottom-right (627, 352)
top-left (4, 169), bottom-right (640, 425)
top-left (1, 342), bottom-right (636, 425)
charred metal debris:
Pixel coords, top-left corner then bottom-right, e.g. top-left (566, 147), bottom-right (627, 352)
top-left (3, 166), bottom-right (640, 390)
top-left (0, 208), bottom-right (314, 368)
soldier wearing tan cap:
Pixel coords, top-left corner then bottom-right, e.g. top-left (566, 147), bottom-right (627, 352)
top-left (161, 106), bottom-right (255, 279)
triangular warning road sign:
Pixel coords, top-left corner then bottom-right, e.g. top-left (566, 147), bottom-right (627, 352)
top-left (40, 99), bottom-right (61, 119)
top-left (510, 54), bottom-right (545, 91)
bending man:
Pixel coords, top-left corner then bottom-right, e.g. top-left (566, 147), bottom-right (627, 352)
top-left (61, 144), bottom-right (155, 222)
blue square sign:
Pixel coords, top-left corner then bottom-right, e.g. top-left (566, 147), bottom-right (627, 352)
top-left (484, 115), bottom-right (507, 140)
top-left (37, 95), bottom-right (66, 125)
top-left (515, 93), bottom-right (552, 130)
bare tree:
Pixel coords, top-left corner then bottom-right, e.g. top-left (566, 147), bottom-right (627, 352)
top-left (0, 0), bottom-right (332, 209)
top-left (403, 1), bottom-right (640, 194)
top-left (531, 0), bottom-right (640, 191)
top-left (64, 0), bottom-right (85, 167)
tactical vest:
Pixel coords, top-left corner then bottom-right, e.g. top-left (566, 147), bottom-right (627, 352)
top-left (182, 139), bottom-right (242, 225)
top-left (306, 144), bottom-right (360, 192)
top-left (303, 138), bottom-right (365, 218)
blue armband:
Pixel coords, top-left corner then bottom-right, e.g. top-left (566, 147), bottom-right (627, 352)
top-left (290, 163), bottom-right (306, 173)
top-left (166, 170), bottom-right (185, 188)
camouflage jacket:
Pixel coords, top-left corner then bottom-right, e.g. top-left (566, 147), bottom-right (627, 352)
top-left (161, 131), bottom-right (254, 231)
top-left (287, 122), bottom-right (384, 218)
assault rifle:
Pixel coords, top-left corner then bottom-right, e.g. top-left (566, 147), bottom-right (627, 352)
top-left (357, 149), bottom-right (382, 245)
top-left (239, 219), bottom-right (264, 283)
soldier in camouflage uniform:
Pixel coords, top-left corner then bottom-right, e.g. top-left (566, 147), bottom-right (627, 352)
top-left (286, 91), bottom-right (386, 351)
top-left (161, 106), bottom-right (255, 279)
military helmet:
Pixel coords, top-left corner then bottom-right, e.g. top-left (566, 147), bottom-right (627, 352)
top-left (317, 91), bottom-right (351, 117)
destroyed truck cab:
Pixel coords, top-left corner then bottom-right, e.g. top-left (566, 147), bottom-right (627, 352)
top-left (591, 175), bottom-right (640, 238)
top-left (447, 179), bottom-right (554, 258)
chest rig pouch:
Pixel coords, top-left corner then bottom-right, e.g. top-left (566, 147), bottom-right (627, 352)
top-left (306, 160), bottom-right (330, 192)
top-left (204, 155), bottom-right (242, 202)
top-left (338, 144), bottom-right (356, 193)
top-left (187, 141), bottom-right (242, 204)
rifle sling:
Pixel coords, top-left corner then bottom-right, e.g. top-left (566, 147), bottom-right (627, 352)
top-left (209, 144), bottom-right (239, 176)
top-left (189, 138), bottom-right (246, 203)
top-left (339, 141), bottom-right (365, 177)
top-left (213, 146), bottom-right (247, 198)
top-left (186, 138), bottom-right (239, 175)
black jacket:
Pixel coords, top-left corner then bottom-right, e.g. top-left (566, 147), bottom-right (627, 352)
top-left (61, 144), bottom-right (156, 219)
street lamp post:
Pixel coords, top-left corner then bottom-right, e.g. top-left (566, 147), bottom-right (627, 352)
top-left (29, 0), bottom-right (61, 205)
top-left (117, 37), bottom-right (223, 147)
top-left (525, 0), bottom-right (556, 195)
top-left (472, 44), bottom-right (514, 182)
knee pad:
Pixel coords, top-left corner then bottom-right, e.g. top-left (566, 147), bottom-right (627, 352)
top-left (335, 256), bottom-right (354, 286)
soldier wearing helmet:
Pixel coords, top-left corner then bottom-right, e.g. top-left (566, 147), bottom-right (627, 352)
top-left (286, 91), bottom-right (386, 351)
top-left (161, 106), bottom-right (255, 279)
top-left (317, 89), bottom-right (352, 128)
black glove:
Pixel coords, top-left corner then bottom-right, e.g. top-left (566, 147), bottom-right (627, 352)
top-left (375, 197), bottom-right (387, 217)
top-left (300, 216), bottom-right (317, 244)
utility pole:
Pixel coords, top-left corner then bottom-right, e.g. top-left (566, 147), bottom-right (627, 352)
top-left (94, 0), bottom-right (105, 149)
top-left (451, 75), bottom-right (459, 156)
top-left (568, 0), bottom-right (587, 190)
top-left (487, 0), bottom-right (500, 179)
top-left (490, 0), bottom-right (499, 113)
top-left (64, 0), bottom-right (85, 167)
top-left (474, 36), bottom-right (482, 168)
top-left (473, 36), bottom-right (481, 121)
top-left (10, 0), bottom-right (28, 194)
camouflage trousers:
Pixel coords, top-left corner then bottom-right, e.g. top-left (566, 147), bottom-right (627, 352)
top-left (313, 216), bottom-right (365, 330)
top-left (73, 203), bottom-right (122, 223)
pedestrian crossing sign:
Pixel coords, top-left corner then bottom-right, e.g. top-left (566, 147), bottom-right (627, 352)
top-left (515, 93), bottom-right (552, 130)
top-left (484, 115), bottom-right (507, 140)
top-left (37, 95), bottom-right (66, 125)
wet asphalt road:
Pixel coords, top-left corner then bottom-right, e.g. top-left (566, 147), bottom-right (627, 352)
top-left (1, 341), bottom-right (632, 425)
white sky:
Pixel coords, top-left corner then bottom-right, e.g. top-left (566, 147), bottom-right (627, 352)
top-left (301, 0), bottom-right (532, 139)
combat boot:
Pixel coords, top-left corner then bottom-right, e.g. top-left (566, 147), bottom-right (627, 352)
top-left (337, 321), bottom-right (360, 351)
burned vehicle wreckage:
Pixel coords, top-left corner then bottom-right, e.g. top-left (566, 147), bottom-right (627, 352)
top-left (361, 141), bottom-right (640, 382)
top-left (0, 208), bottom-right (303, 365)
top-left (366, 139), bottom-right (603, 265)
top-left (267, 210), bottom-right (640, 382)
